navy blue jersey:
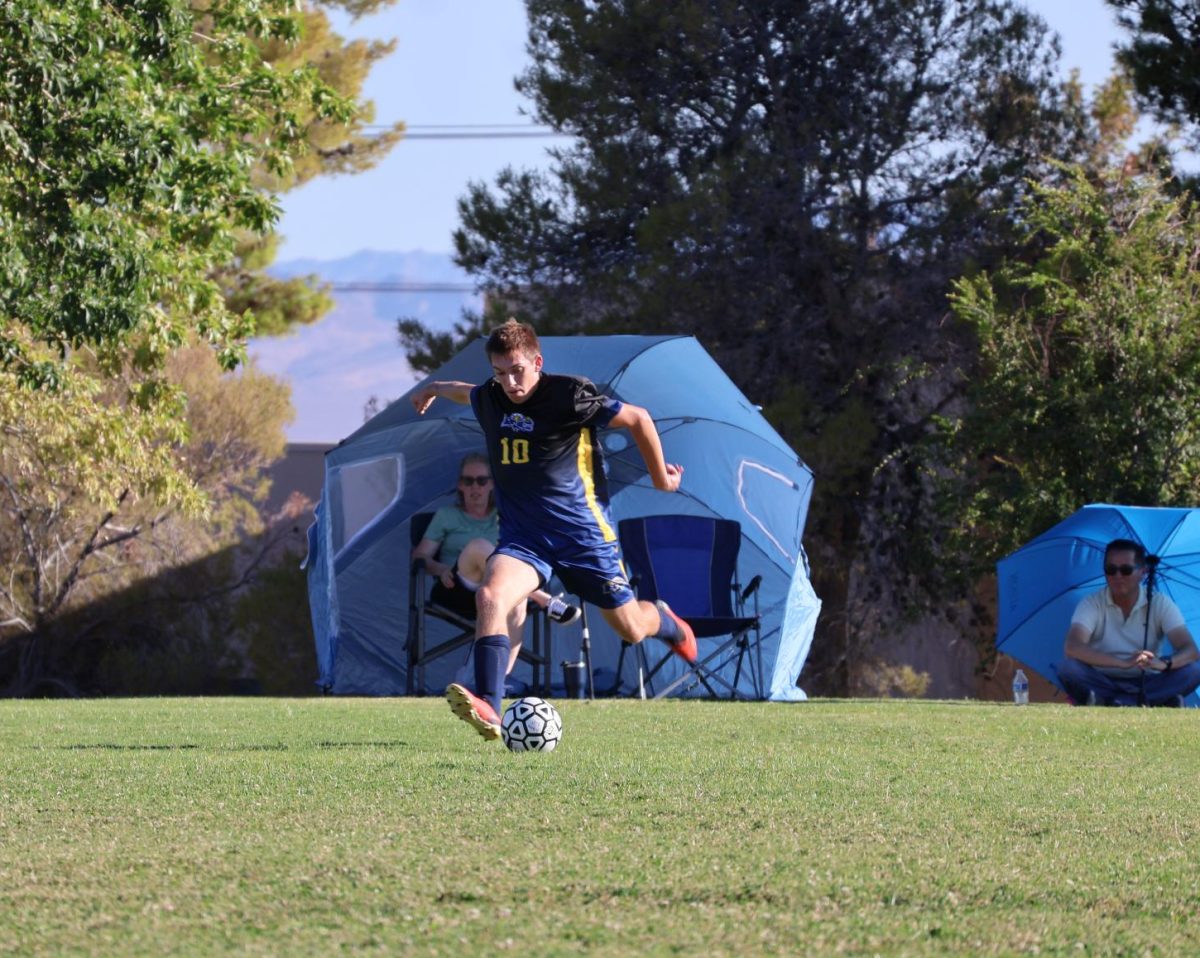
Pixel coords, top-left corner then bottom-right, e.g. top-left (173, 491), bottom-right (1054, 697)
top-left (470, 373), bottom-right (623, 548)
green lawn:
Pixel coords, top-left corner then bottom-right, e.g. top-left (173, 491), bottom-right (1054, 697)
top-left (0, 697), bottom-right (1196, 956)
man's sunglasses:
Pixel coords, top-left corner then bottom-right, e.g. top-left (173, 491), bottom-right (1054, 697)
top-left (459, 476), bottom-right (492, 486)
top-left (1104, 563), bottom-right (1140, 577)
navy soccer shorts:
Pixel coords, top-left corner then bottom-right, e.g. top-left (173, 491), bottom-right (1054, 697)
top-left (495, 533), bottom-right (636, 609)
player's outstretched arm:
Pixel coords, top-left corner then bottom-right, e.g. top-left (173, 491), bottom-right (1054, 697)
top-left (609, 403), bottom-right (683, 493)
top-left (410, 380), bottom-right (474, 415)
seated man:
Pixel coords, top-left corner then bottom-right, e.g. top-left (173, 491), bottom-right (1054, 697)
top-left (1059, 538), bottom-right (1200, 706)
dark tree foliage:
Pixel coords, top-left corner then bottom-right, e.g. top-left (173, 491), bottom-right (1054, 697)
top-left (411, 0), bottom-right (1081, 693)
top-left (1108, 0), bottom-right (1200, 142)
top-left (443, 1), bottom-right (1072, 381)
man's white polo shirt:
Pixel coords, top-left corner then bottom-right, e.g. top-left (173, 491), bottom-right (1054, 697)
top-left (1070, 585), bottom-right (1184, 677)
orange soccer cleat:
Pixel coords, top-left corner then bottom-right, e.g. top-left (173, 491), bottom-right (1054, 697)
top-left (655, 601), bottom-right (697, 664)
top-left (445, 683), bottom-right (502, 740)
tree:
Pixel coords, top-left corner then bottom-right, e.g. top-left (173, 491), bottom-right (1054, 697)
top-left (0, 0), bottom-right (361, 389)
top-left (0, 1), bottom-right (408, 377)
top-left (0, 1), bottom-right (406, 693)
top-left (945, 166), bottom-right (1200, 569)
top-left (443, 0), bottom-right (1072, 367)
top-left (218, 0), bottom-right (405, 337)
top-left (1108, 0), bottom-right (1200, 146)
top-left (405, 0), bottom-right (1080, 693)
top-left (0, 345), bottom-right (295, 694)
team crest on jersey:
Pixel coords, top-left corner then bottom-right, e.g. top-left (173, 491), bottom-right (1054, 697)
top-left (602, 576), bottom-right (630, 595)
top-left (500, 412), bottom-right (535, 433)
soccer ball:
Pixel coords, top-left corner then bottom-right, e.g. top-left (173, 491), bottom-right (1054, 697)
top-left (500, 696), bottom-right (563, 752)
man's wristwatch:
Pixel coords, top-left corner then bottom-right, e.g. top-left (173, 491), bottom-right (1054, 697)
top-left (1161, 655), bottom-right (1174, 672)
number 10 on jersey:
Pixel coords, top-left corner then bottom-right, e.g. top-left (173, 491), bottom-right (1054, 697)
top-left (500, 437), bottom-right (530, 464)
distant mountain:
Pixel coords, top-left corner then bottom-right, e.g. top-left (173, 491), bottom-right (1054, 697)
top-left (248, 250), bottom-right (481, 443)
top-left (269, 249), bottom-right (471, 285)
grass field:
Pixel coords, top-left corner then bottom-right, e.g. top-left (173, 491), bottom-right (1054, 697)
top-left (0, 697), bottom-right (1197, 956)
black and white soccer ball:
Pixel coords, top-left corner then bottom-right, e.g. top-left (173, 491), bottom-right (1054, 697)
top-left (501, 696), bottom-right (563, 752)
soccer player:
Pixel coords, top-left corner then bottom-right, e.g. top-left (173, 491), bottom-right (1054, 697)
top-left (409, 319), bottom-right (697, 739)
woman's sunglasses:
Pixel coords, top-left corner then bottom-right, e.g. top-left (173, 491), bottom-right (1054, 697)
top-left (1104, 564), bottom-right (1140, 577)
top-left (459, 476), bottom-right (492, 486)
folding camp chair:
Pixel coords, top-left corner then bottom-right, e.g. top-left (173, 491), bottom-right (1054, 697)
top-left (405, 512), bottom-right (552, 695)
top-left (616, 515), bottom-right (764, 699)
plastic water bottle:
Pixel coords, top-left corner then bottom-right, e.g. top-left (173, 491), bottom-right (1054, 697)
top-left (1012, 668), bottom-right (1029, 706)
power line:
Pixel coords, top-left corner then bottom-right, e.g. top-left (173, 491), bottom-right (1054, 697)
top-left (405, 123), bottom-right (550, 128)
top-left (361, 123), bottom-right (569, 141)
top-left (405, 131), bottom-right (561, 140)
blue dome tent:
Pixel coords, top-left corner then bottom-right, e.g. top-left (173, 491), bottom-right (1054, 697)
top-left (305, 335), bottom-right (819, 699)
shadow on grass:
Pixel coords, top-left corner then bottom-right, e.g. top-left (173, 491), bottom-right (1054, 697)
top-left (51, 740), bottom-right (421, 751)
top-left (58, 743), bottom-right (202, 750)
top-left (800, 697), bottom-right (1072, 707)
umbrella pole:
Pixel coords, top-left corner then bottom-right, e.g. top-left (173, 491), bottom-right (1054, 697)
top-left (1141, 555), bottom-right (1159, 707)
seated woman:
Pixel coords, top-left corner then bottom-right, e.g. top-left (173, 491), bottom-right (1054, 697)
top-left (412, 452), bottom-right (581, 626)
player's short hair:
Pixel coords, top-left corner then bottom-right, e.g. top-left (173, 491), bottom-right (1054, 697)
top-left (486, 318), bottom-right (540, 359)
top-left (1104, 538), bottom-right (1145, 565)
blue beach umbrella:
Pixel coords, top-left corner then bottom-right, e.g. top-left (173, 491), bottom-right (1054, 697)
top-left (996, 504), bottom-right (1200, 704)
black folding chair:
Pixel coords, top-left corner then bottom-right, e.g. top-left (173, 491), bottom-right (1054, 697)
top-left (405, 512), bottom-right (552, 695)
top-left (615, 515), bottom-right (764, 699)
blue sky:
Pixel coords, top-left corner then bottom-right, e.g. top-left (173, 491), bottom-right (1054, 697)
top-left (275, 0), bottom-right (1133, 261)
top-left (277, 0), bottom-right (550, 260)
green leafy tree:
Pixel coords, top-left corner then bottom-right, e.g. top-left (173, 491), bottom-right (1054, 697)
top-left (945, 166), bottom-right (1200, 570)
top-left (0, 346), bottom-right (295, 693)
top-left (0, 1), bottom-right (406, 693)
top-left (0, 1), bottom-right (406, 378)
top-left (0, 0), bottom-right (358, 388)
top-left (404, 0), bottom-right (1081, 693)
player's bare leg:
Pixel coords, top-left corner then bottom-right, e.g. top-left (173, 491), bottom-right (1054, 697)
top-left (505, 598), bottom-right (528, 674)
top-left (601, 598), bottom-right (696, 663)
top-left (458, 538), bottom-right (579, 624)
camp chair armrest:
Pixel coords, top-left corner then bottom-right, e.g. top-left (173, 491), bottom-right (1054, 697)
top-left (740, 575), bottom-right (763, 602)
